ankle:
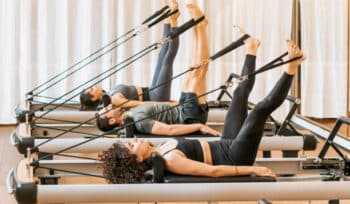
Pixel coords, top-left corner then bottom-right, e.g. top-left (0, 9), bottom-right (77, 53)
top-left (285, 64), bottom-right (298, 75)
top-left (246, 48), bottom-right (257, 56)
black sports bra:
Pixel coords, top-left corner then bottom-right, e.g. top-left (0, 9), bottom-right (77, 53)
top-left (162, 138), bottom-right (204, 162)
top-left (109, 84), bottom-right (138, 100)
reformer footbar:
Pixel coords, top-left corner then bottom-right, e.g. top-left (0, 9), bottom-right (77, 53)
top-left (7, 117), bottom-right (350, 204)
top-left (26, 5), bottom-right (173, 104)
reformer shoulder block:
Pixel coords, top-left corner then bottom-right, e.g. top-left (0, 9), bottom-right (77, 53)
top-left (303, 135), bottom-right (318, 151)
top-left (150, 152), bottom-right (276, 184)
top-left (123, 115), bottom-right (215, 138)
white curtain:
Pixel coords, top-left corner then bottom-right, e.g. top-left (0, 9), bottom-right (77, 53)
top-left (300, 0), bottom-right (348, 118)
top-left (0, 0), bottom-right (293, 124)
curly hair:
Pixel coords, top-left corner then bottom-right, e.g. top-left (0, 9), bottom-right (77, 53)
top-left (99, 142), bottom-right (152, 184)
top-left (80, 90), bottom-right (101, 110)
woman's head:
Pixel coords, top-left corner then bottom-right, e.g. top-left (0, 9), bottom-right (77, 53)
top-left (99, 140), bottom-right (153, 184)
top-left (80, 85), bottom-right (104, 110)
top-left (96, 104), bottom-right (125, 131)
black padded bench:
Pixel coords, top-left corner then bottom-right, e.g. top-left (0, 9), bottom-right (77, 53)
top-left (148, 153), bottom-right (276, 184)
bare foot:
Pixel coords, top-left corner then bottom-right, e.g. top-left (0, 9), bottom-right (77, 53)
top-left (186, 3), bottom-right (207, 29)
top-left (234, 25), bottom-right (246, 35)
top-left (169, 0), bottom-right (180, 27)
top-left (285, 39), bottom-right (306, 75)
top-left (234, 26), bottom-right (260, 56)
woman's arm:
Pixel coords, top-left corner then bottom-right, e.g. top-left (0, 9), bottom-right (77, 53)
top-left (111, 94), bottom-right (143, 108)
top-left (151, 121), bottom-right (220, 136)
top-left (164, 152), bottom-right (276, 177)
top-left (112, 94), bottom-right (178, 108)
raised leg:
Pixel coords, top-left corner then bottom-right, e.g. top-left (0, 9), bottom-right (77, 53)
top-left (149, 0), bottom-right (180, 101)
top-left (221, 34), bottom-right (260, 140)
top-left (181, 4), bottom-right (209, 104)
top-left (227, 40), bottom-right (306, 165)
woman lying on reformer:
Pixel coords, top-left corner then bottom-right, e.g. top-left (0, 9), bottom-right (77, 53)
top-left (99, 4), bottom-right (306, 183)
top-left (80, 0), bottom-right (180, 110)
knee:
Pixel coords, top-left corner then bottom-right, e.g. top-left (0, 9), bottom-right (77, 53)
top-left (233, 86), bottom-right (249, 99)
top-left (254, 97), bottom-right (273, 114)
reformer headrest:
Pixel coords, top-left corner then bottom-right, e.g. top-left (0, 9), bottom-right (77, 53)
top-left (303, 135), bottom-right (318, 151)
top-left (145, 152), bottom-right (166, 183)
top-left (123, 115), bottom-right (136, 138)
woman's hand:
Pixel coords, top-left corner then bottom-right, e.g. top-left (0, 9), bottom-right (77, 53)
top-left (252, 166), bottom-right (276, 178)
top-left (199, 124), bottom-right (221, 137)
top-left (167, 100), bottom-right (179, 106)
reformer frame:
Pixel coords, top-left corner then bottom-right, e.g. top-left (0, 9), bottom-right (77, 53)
top-left (7, 117), bottom-right (350, 204)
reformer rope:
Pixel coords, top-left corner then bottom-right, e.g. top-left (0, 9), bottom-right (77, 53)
top-left (32, 84), bottom-right (224, 163)
top-left (28, 5), bottom-right (171, 97)
top-left (31, 16), bottom-right (200, 119)
top-left (32, 44), bottom-right (159, 117)
top-left (31, 54), bottom-right (301, 178)
top-left (31, 17), bottom-right (207, 147)
top-left (32, 47), bottom-right (302, 164)
top-left (32, 9), bottom-right (180, 100)
top-left (31, 58), bottom-right (303, 180)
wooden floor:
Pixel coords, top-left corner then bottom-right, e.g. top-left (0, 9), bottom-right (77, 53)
top-left (1, 125), bottom-right (350, 204)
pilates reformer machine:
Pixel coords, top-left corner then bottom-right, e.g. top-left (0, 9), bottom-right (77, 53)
top-left (9, 5), bottom-right (342, 203)
top-left (13, 6), bottom-right (304, 140)
top-left (7, 116), bottom-right (350, 203)
top-left (11, 59), bottom-right (317, 158)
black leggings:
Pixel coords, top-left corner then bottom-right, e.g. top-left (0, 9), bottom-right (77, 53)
top-left (149, 24), bottom-right (179, 101)
top-left (221, 55), bottom-right (294, 165)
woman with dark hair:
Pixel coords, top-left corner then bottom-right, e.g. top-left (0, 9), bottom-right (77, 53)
top-left (99, 22), bottom-right (306, 183)
top-left (80, 0), bottom-right (180, 110)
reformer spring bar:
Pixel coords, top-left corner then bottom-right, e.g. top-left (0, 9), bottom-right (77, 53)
top-left (33, 55), bottom-right (303, 163)
top-left (31, 16), bottom-right (201, 121)
top-left (28, 6), bottom-right (174, 100)
top-left (31, 17), bottom-right (207, 147)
